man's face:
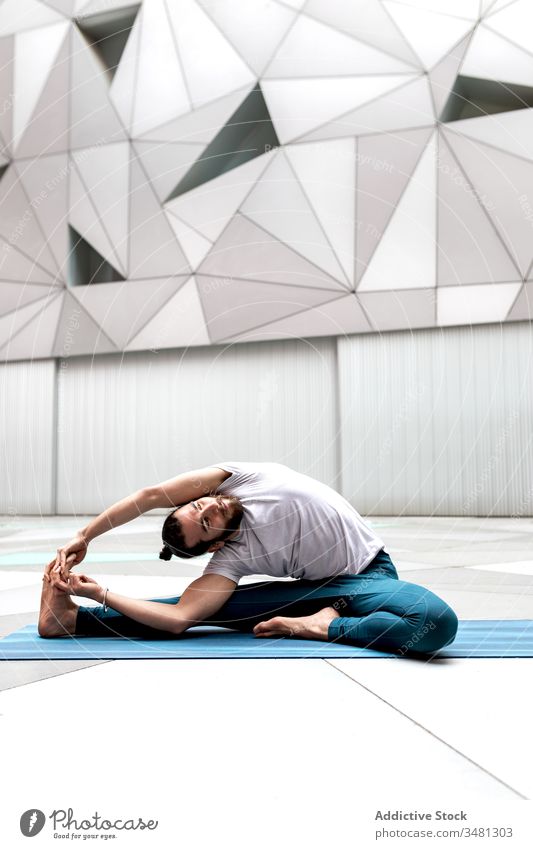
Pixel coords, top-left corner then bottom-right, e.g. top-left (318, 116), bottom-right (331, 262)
top-left (174, 495), bottom-right (239, 550)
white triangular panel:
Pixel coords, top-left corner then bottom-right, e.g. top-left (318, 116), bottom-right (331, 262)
top-left (388, 0), bottom-right (479, 17)
top-left (486, 0), bottom-right (533, 55)
top-left (262, 74), bottom-right (418, 143)
top-left (13, 22), bottom-right (69, 147)
top-left (358, 132), bottom-right (437, 291)
top-left (304, 0), bottom-right (421, 66)
top-left (72, 143), bottom-right (130, 273)
top-left (196, 0), bottom-right (296, 76)
top-left (263, 14), bottom-right (415, 77)
top-left (165, 151), bottom-right (275, 243)
top-left (166, 0), bottom-right (255, 109)
top-left (165, 213), bottom-right (213, 269)
top-left (285, 139), bottom-right (356, 286)
top-left (383, 2), bottom-right (475, 68)
top-left (109, 7), bottom-right (141, 133)
top-left (301, 75), bottom-right (434, 141)
top-left (241, 150), bottom-right (350, 285)
top-left (461, 23), bottom-right (533, 86)
top-left (129, 0), bottom-right (191, 137)
top-left (0, 0), bottom-right (64, 35)
top-left (138, 84), bottom-right (254, 144)
top-left (446, 110), bottom-right (533, 160)
top-left (438, 282), bottom-right (522, 326)
top-left (126, 276), bottom-right (209, 350)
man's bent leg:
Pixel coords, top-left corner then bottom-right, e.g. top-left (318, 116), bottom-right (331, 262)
top-left (326, 572), bottom-right (459, 653)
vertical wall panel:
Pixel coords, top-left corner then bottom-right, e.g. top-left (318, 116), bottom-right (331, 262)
top-left (56, 339), bottom-right (338, 514)
top-left (0, 359), bottom-right (55, 515)
top-left (338, 321), bottom-right (533, 516)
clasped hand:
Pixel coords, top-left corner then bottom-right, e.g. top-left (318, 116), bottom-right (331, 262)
top-left (44, 556), bottom-right (103, 602)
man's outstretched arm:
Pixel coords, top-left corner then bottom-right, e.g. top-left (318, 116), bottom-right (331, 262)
top-left (50, 465), bottom-right (230, 579)
top-left (60, 572), bottom-right (237, 636)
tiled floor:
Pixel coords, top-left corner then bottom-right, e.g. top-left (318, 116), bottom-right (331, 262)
top-left (0, 513), bottom-right (532, 820)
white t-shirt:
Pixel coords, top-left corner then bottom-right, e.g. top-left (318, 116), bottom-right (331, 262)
top-left (202, 462), bottom-right (385, 584)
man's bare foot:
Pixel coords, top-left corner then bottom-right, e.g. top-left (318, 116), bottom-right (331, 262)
top-left (253, 606), bottom-right (340, 642)
top-left (38, 575), bottom-right (78, 638)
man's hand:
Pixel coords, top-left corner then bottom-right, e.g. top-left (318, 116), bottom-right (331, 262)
top-left (44, 553), bottom-right (78, 586)
top-left (52, 534), bottom-right (89, 580)
top-left (64, 573), bottom-right (103, 602)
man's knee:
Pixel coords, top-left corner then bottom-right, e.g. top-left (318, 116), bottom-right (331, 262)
top-left (419, 605), bottom-right (459, 652)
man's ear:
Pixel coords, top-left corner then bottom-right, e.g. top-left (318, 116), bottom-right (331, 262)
top-left (207, 540), bottom-right (226, 553)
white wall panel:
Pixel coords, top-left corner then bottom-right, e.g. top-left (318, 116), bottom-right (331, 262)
top-left (338, 322), bottom-right (533, 516)
top-left (56, 339), bottom-right (338, 514)
top-left (0, 359), bottom-right (55, 515)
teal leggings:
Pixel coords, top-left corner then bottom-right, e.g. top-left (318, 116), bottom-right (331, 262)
top-left (75, 549), bottom-right (458, 654)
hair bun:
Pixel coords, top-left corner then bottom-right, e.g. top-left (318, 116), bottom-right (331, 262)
top-left (159, 544), bottom-right (173, 561)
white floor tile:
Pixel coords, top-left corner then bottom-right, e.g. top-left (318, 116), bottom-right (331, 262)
top-left (0, 658), bottom-right (521, 807)
top-left (328, 657), bottom-right (533, 798)
top-left (468, 562), bottom-right (533, 577)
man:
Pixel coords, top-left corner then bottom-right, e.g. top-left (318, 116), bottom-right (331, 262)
top-left (40, 462), bottom-right (458, 654)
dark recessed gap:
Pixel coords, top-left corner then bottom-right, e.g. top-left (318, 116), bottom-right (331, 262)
top-left (441, 75), bottom-right (533, 122)
top-left (68, 225), bottom-right (125, 285)
top-left (165, 84), bottom-right (280, 202)
top-left (0, 163), bottom-right (8, 182)
top-left (75, 4), bottom-right (140, 80)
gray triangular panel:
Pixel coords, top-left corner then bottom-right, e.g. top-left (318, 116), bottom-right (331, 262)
top-left (226, 293), bottom-right (371, 343)
top-left (14, 154), bottom-right (69, 278)
top-left (0, 290), bottom-right (56, 347)
top-left (14, 27), bottom-right (70, 157)
top-left (128, 156), bottom-right (190, 278)
top-left (506, 281), bottom-right (533, 321)
top-left (437, 134), bottom-right (519, 284)
top-left (0, 282), bottom-right (55, 317)
top-left (70, 275), bottom-right (189, 348)
top-left (198, 214), bottom-right (348, 291)
top-left (429, 32), bottom-right (473, 117)
top-left (0, 165), bottom-right (59, 274)
top-left (444, 128), bottom-right (533, 276)
top-left (133, 140), bottom-right (205, 203)
top-left (196, 274), bottom-right (345, 342)
top-left (358, 288), bottom-right (436, 331)
top-left (52, 291), bottom-right (118, 357)
top-left (70, 26), bottom-right (126, 148)
top-left (0, 291), bottom-right (64, 359)
top-left (356, 125), bottom-right (434, 283)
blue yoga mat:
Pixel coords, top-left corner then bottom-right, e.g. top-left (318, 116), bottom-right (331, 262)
top-left (1, 620), bottom-right (533, 659)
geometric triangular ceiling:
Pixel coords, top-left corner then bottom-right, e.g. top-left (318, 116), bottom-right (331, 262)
top-left (1, 0), bottom-right (533, 362)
